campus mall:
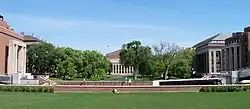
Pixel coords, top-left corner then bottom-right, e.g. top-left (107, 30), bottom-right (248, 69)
top-left (0, 15), bottom-right (48, 85)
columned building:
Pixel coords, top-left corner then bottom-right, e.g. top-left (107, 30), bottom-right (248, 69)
top-left (0, 15), bottom-right (27, 75)
top-left (106, 50), bottom-right (134, 75)
top-left (222, 27), bottom-right (250, 71)
top-left (193, 33), bottom-right (232, 76)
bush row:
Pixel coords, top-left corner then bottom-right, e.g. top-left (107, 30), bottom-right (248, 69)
top-left (0, 86), bottom-right (54, 93)
top-left (199, 86), bottom-right (250, 92)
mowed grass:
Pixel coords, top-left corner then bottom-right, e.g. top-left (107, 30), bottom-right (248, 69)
top-left (0, 92), bottom-right (250, 109)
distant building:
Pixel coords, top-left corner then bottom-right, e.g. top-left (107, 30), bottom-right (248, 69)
top-left (106, 50), bottom-right (134, 75)
top-left (22, 33), bottom-right (42, 45)
top-left (193, 33), bottom-right (232, 76)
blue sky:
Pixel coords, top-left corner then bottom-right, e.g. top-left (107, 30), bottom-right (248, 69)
top-left (1, 0), bottom-right (250, 54)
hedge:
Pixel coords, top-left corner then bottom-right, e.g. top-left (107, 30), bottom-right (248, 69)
top-left (199, 86), bottom-right (250, 92)
top-left (0, 86), bottom-right (54, 93)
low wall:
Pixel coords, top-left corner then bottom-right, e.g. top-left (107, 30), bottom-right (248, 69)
top-left (20, 80), bottom-right (39, 85)
top-left (56, 81), bottom-right (152, 86)
top-left (55, 85), bottom-right (202, 92)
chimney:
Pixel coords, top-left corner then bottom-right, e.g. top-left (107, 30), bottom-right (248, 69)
top-left (0, 15), bottom-right (3, 21)
top-left (20, 32), bottom-right (25, 35)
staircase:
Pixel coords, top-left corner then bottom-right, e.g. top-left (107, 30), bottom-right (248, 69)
top-left (38, 76), bottom-right (57, 85)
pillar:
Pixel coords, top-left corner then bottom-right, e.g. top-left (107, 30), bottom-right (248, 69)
top-left (234, 46), bottom-right (237, 71)
top-left (213, 51), bottom-right (216, 73)
top-left (239, 46), bottom-right (242, 69)
top-left (208, 51), bottom-right (212, 74)
top-left (14, 44), bottom-right (18, 73)
top-left (228, 47), bottom-right (232, 71)
top-left (118, 64), bottom-right (120, 74)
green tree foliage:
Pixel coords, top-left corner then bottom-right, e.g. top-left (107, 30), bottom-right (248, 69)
top-left (119, 41), bottom-right (152, 80)
top-left (27, 42), bottom-right (110, 80)
top-left (27, 42), bottom-right (56, 74)
top-left (168, 48), bottom-right (195, 79)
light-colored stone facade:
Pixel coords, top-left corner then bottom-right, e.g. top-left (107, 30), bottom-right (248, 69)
top-left (193, 33), bottom-right (232, 76)
top-left (106, 50), bottom-right (134, 75)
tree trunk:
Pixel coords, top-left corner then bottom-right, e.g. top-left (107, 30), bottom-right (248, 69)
top-left (134, 68), bottom-right (139, 80)
top-left (164, 64), bottom-right (170, 80)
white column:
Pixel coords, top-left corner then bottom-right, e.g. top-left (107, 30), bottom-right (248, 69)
top-left (126, 67), bottom-right (129, 74)
top-left (18, 47), bottom-right (23, 73)
top-left (213, 51), bottom-right (216, 73)
top-left (123, 66), bottom-right (126, 74)
top-left (8, 43), bottom-right (14, 74)
top-left (14, 45), bottom-right (18, 73)
top-left (208, 51), bottom-right (212, 73)
top-left (120, 65), bottom-right (123, 74)
top-left (117, 64), bottom-right (120, 74)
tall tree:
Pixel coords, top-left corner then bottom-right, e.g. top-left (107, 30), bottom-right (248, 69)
top-left (119, 41), bottom-right (152, 80)
top-left (152, 41), bottom-right (181, 79)
top-left (27, 42), bottom-right (56, 74)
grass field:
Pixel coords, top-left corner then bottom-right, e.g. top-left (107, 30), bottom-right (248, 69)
top-left (0, 92), bottom-right (250, 109)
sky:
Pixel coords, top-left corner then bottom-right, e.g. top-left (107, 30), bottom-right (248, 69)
top-left (1, 0), bottom-right (250, 54)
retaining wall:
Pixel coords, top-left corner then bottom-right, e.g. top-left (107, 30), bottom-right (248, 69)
top-left (55, 85), bottom-right (202, 92)
top-left (56, 81), bottom-right (152, 86)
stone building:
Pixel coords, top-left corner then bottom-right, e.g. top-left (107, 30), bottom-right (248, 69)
top-left (222, 26), bottom-right (250, 71)
top-left (106, 50), bottom-right (134, 75)
top-left (193, 33), bottom-right (232, 76)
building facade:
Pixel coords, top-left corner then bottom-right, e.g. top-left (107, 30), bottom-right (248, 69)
top-left (106, 50), bottom-right (134, 75)
top-left (193, 33), bottom-right (232, 76)
top-left (0, 15), bottom-right (27, 75)
top-left (222, 27), bottom-right (250, 71)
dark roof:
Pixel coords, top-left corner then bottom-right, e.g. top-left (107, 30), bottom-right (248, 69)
top-left (106, 50), bottom-right (121, 59)
top-left (193, 33), bottom-right (231, 48)
top-left (23, 35), bottom-right (42, 42)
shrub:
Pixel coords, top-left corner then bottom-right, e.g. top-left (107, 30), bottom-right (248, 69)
top-left (199, 85), bottom-right (250, 92)
top-left (0, 86), bottom-right (54, 93)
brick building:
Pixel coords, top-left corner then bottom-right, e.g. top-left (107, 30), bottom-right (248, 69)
top-left (0, 15), bottom-right (27, 75)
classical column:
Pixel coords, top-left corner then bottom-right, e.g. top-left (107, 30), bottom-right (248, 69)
top-left (239, 46), bottom-right (242, 69)
top-left (234, 46), bottom-right (237, 71)
top-left (228, 47), bottom-right (232, 71)
top-left (14, 45), bottom-right (18, 73)
top-left (126, 67), bottom-right (128, 74)
top-left (7, 43), bottom-right (14, 74)
top-left (118, 64), bottom-right (120, 74)
top-left (208, 51), bottom-right (212, 74)
top-left (212, 51), bottom-right (217, 73)
top-left (18, 47), bottom-right (23, 73)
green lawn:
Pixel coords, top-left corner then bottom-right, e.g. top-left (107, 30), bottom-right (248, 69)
top-left (0, 92), bottom-right (250, 109)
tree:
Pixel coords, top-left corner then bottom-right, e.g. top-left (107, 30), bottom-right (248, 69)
top-left (27, 42), bottom-right (56, 75)
top-left (119, 41), bottom-right (152, 80)
top-left (169, 48), bottom-right (195, 79)
top-left (152, 41), bottom-right (181, 79)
